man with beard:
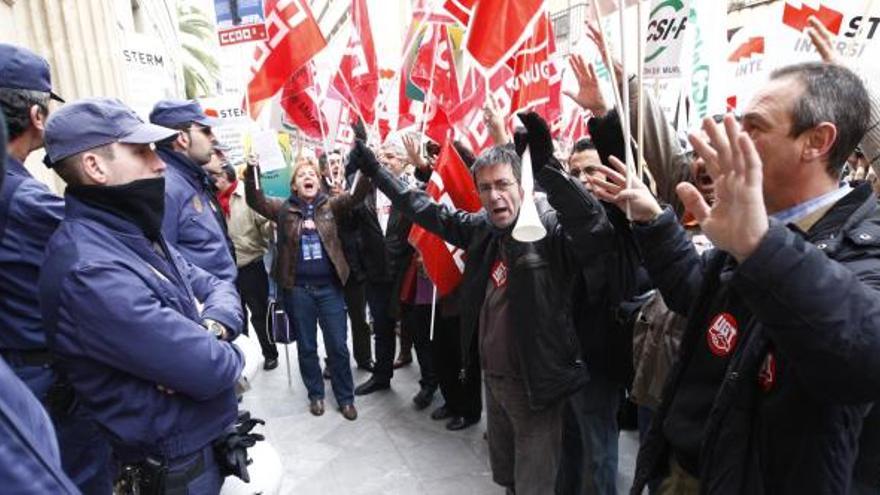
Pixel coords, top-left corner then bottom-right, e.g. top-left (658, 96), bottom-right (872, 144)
top-left (39, 98), bottom-right (245, 494)
top-left (150, 99), bottom-right (237, 283)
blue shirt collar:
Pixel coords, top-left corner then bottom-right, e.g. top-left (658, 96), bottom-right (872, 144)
top-left (771, 185), bottom-right (853, 225)
top-left (5, 155), bottom-right (32, 179)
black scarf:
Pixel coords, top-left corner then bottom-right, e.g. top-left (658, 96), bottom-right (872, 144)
top-left (67, 177), bottom-right (166, 240)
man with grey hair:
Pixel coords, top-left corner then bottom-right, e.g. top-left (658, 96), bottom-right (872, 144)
top-left (589, 62), bottom-right (880, 493)
top-left (351, 132), bottom-right (419, 395)
top-left (349, 112), bottom-right (613, 493)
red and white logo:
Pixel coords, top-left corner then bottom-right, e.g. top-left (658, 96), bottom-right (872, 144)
top-left (758, 352), bottom-right (777, 392)
top-left (491, 259), bottom-right (508, 289)
top-left (782, 2), bottom-right (843, 35)
top-left (706, 312), bottom-right (739, 357)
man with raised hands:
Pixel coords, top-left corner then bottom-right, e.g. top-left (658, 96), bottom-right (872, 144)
top-left (589, 62), bottom-right (880, 494)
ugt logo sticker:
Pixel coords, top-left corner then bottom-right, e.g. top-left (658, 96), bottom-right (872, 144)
top-left (706, 312), bottom-right (738, 357)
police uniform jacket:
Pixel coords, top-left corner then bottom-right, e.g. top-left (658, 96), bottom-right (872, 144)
top-left (159, 147), bottom-right (237, 283)
top-left (38, 195), bottom-right (244, 462)
top-left (0, 157), bottom-right (63, 358)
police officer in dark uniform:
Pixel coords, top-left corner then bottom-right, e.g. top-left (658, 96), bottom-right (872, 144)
top-left (38, 98), bottom-right (246, 494)
top-left (0, 92), bottom-right (79, 495)
top-left (149, 99), bottom-right (236, 283)
top-left (0, 43), bottom-right (112, 493)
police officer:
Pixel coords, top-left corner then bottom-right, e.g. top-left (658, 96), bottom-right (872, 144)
top-left (0, 43), bottom-right (112, 492)
top-left (0, 96), bottom-right (78, 495)
top-left (39, 97), bottom-right (245, 494)
top-left (149, 99), bottom-right (237, 282)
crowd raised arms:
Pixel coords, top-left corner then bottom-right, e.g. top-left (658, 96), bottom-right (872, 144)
top-left (4, 3), bottom-right (880, 494)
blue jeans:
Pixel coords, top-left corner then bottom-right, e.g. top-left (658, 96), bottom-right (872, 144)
top-left (557, 375), bottom-right (621, 495)
top-left (284, 284), bottom-right (354, 406)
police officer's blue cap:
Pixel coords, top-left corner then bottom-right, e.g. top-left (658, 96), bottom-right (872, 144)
top-left (149, 99), bottom-right (220, 128)
top-left (0, 43), bottom-right (64, 102)
top-left (43, 98), bottom-right (177, 167)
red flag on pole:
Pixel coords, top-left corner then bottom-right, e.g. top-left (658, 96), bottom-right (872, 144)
top-left (507, 13), bottom-right (562, 127)
top-left (247, 0), bottom-right (325, 117)
top-left (408, 141), bottom-right (481, 296)
top-left (280, 62), bottom-right (328, 140)
top-left (464, 0), bottom-right (544, 72)
top-left (331, 0), bottom-right (379, 125)
top-left (448, 66), bottom-right (513, 155)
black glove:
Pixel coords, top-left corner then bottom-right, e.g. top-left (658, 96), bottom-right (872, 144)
top-left (517, 111), bottom-right (560, 173)
top-left (213, 410), bottom-right (266, 483)
top-left (352, 119), bottom-right (367, 142)
top-left (348, 139), bottom-right (381, 177)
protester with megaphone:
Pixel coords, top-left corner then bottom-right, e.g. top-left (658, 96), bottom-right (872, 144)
top-left (348, 111), bottom-right (613, 494)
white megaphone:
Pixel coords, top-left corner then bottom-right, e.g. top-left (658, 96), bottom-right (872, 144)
top-left (512, 145), bottom-right (547, 242)
top-left (220, 440), bottom-right (283, 495)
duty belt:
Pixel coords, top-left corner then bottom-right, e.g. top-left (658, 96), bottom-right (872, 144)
top-left (116, 451), bottom-right (206, 495)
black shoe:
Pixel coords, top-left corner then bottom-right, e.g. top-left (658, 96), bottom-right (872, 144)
top-left (263, 358), bottom-right (278, 371)
top-left (412, 387), bottom-right (436, 410)
top-left (354, 377), bottom-right (390, 396)
top-left (430, 405), bottom-right (453, 421)
top-left (323, 367), bottom-right (331, 380)
top-left (309, 399), bottom-right (325, 416)
top-left (356, 361), bottom-right (375, 372)
top-left (446, 416), bottom-right (479, 431)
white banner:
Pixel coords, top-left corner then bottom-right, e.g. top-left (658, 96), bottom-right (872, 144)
top-left (644, 0), bottom-right (691, 79)
top-left (121, 33), bottom-right (178, 120)
top-left (687, 0), bottom-right (727, 122)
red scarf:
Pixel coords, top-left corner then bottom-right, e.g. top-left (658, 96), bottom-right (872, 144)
top-left (217, 180), bottom-right (237, 218)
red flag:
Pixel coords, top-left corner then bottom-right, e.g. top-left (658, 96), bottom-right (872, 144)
top-left (421, 26), bottom-right (462, 144)
top-left (280, 63), bottom-right (327, 140)
top-left (442, 0), bottom-right (476, 26)
top-left (448, 66), bottom-right (513, 155)
top-left (247, 0), bottom-right (325, 117)
top-left (507, 13), bottom-right (562, 127)
top-left (331, 0), bottom-right (379, 125)
top-left (408, 141), bottom-right (481, 296)
top-left (464, 0), bottom-right (544, 72)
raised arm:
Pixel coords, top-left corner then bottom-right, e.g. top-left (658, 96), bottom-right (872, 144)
top-left (244, 160), bottom-right (285, 221)
top-left (348, 140), bottom-right (482, 249)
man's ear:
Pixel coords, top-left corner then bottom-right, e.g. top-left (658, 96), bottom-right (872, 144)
top-left (81, 152), bottom-right (109, 185)
top-left (801, 122), bottom-right (837, 164)
top-left (174, 129), bottom-right (191, 150)
top-left (30, 104), bottom-right (47, 132)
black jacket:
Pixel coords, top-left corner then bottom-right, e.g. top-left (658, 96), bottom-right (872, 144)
top-left (631, 184), bottom-right (880, 494)
top-left (368, 164), bottom-right (614, 410)
top-left (348, 182), bottom-right (414, 287)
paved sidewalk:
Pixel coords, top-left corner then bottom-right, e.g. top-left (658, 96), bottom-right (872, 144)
top-left (241, 347), bottom-right (638, 494)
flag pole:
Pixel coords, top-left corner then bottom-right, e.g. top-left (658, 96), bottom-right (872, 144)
top-left (636, 0), bottom-right (646, 184)
top-left (429, 284), bottom-right (437, 341)
top-left (618, 1), bottom-right (635, 220)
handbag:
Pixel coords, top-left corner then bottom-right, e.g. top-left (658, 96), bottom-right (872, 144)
top-left (267, 299), bottom-right (294, 344)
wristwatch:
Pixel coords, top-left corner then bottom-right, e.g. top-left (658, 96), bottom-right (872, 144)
top-left (203, 318), bottom-right (226, 340)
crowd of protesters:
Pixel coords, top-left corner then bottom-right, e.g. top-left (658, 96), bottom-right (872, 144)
top-left (4, 10), bottom-right (880, 495)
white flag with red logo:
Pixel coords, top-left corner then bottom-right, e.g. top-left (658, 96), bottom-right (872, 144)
top-left (408, 141), bottom-right (482, 296)
top-left (247, 0), bottom-right (326, 117)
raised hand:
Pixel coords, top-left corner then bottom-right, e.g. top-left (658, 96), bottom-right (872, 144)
top-left (805, 15), bottom-right (839, 64)
top-left (483, 97), bottom-right (511, 145)
top-left (348, 139), bottom-right (381, 177)
top-left (585, 21), bottom-right (624, 85)
top-left (680, 115), bottom-right (768, 262)
top-left (402, 133), bottom-right (428, 170)
top-left (517, 112), bottom-right (558, 173)
top-left (564, 54), bottom-right (608, 116)
top-left (586, 157), bottom-right (663, 222)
